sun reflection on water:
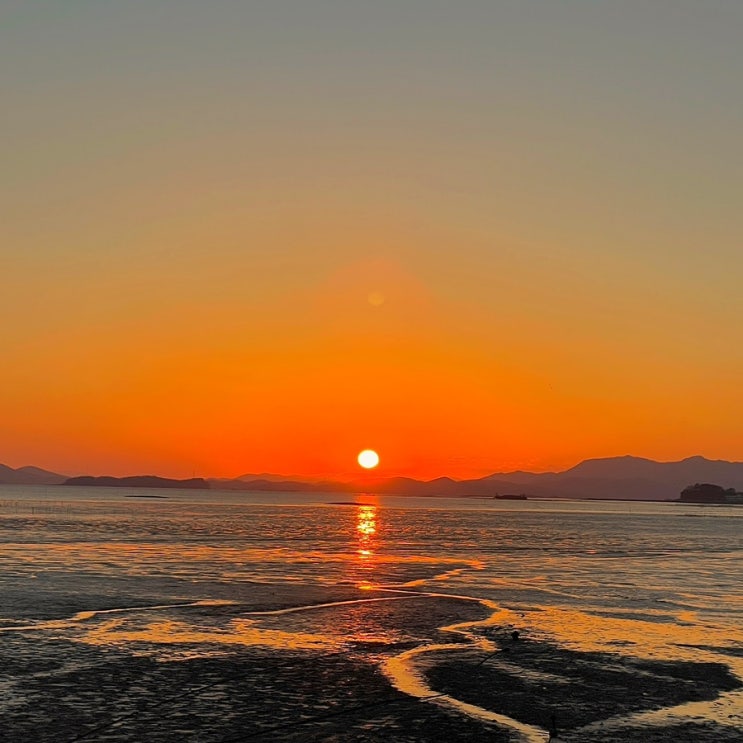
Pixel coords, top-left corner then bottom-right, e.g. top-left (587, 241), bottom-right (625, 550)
top-left (353, 502), bottom-right (380, 590)
top-left (356, 504), bottom-right (377, 557)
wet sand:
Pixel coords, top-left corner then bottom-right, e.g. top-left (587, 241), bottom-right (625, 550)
top-left (425, 639), bottom-right (741, 742)
top-left (2, 585), bottom-right (741, 742)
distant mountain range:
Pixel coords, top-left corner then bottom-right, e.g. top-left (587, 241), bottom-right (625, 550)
top-left (0, 463), bottom-right (67, 485)
top-left (2, 456), bottom-right (743, 501)
top-left (62, 476), bottom-right (209, 490)
top-left (218, 455), bottom-right (743, 500)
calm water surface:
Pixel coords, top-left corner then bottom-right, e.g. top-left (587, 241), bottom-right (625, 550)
top-left (1, 486), bottom-right (741, 742)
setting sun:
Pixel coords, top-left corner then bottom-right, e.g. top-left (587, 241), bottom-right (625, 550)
top-left (357, 449), bottom-right (380, 469)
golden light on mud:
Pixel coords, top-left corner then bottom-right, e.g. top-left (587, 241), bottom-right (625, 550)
top-left (357, 449), bottom-right (380, 469)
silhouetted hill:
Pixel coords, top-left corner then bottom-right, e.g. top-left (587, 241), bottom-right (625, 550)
top-left (0, 463), bottom-right (67, 485)
top-left (478, 456), bottom-right (743, 500)
top-left (563, 455), bottom-right (665, 479)
top-left (210, 473), bottom-right (341, 487)
top-left (235, 472), bottom-right (308, 482)
top-left (62, 476), bottom-right (210, 489)
top-left (211, 475), bottom-right (468, 496)
top-left (216, 478), bottom-right (342, 492)
top-left (212, 456), bottom-right (743, 500)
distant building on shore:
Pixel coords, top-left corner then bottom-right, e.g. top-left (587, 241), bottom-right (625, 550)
top-left (679, 483), bottom-right (743, 504)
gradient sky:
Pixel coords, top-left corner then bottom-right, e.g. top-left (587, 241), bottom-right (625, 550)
top-left (2, 1), bottom-right (742, 479)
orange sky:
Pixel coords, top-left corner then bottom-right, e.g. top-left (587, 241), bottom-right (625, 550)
top-left (2, 3), bottom-right (741, 479)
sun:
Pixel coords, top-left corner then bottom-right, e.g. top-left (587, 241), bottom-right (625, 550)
top-left (357, 449), bottom-right (380, 469)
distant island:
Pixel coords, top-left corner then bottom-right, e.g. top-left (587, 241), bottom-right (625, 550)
top-left (678, 483), bottom-right (743, 504)
top-left (3, 456), bottom-right (743, 501)
top-left (61, 476), bottom-right (210, 490)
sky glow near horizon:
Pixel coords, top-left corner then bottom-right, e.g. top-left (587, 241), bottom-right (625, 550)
top-left (2, 1), bottom-right (742, 479)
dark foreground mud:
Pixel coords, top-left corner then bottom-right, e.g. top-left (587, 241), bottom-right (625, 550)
top-left (1, 589), bottom-right (741, 742)
top-left (426, 633), bottom-right (742, 742)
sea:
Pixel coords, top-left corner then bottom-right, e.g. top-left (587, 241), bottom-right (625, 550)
top-left (1, 486), bottom-right (741, 742)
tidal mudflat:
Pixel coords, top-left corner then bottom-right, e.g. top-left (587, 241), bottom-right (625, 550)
top-left (1, 488), bottom-right (741, 741)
